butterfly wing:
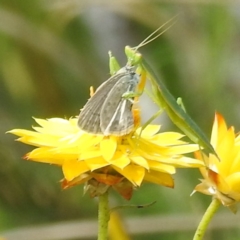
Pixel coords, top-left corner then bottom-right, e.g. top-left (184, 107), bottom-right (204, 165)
top-left (78, 71), bottom-right (128, 134)
top-left (100, 71), bottom-right (140, 136)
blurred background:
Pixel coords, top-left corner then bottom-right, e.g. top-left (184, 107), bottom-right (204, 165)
top-left (1, 0), bottom-right (240, 239)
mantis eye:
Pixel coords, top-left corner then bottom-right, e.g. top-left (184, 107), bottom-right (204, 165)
top-left (125, 46), bottom-right (142, 66)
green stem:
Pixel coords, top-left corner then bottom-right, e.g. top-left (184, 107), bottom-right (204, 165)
top-left (193, 198), bottom-right (221, 240)
top-left (98, 191), bottom-right (110, 240)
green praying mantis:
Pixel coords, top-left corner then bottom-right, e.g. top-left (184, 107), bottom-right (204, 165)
top-left (78, 18), bottom-right (217, 158)
top-left (108, 27), bottom-right (217, 158)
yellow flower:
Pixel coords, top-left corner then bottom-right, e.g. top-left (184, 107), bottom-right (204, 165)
top-left (193, 113), bottom-right (240, 212)
top-left (9, 117), bottom-right (202, 200)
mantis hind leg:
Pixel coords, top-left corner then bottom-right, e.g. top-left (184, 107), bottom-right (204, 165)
top-left (139, 98), bottom-right (185, 138)
top-left (138, 109), bottom-right (164, 138)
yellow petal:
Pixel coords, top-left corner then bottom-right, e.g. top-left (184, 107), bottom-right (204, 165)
top-left (211, 113), bottom-right (228, 149)
top-left (8, 129), bottom-right (39, 137)
top-left (26, 148), bottom-right (67, 164)
top-left (130, 156), bottom-right (149, 170)
top-left (144, 170), bottom-right (174, 188)
top-left (79, 149), bottom-right (102, 160)
top-left (63, 159), bottom-right (90, 181)
top-left (77, 134), bottom-right (103, 150)
top-left (9, 129), bottom-right (56, 147)
top-left (85, 157), bottom-right (109, 171)
top-left (151, 132), bottom-right (185, 145)
top-left (110, 153), bottom-right (130, 169)
top-left (148, 160), bottom-right (176, 174)
top-left (136, 125), bottom-right (161, 137)
top-left (166, 144), bottom-right (199, 154)
top-left (208, 169), bottom-right (230, 194)
top-left (216, 128), bottom-right (235, 174)
top-left (230, 148), bottom-right (240, 172)
top-left (112, 165), bottom-right (145, 186)
top-left (226, 173), bottom-right (240, 196)
top-left (171, 156), bottom-right (204, 168)
top-left (100, 137), bottom-right (117, 161)
top-left (33, 119), bottom-right (70, 136)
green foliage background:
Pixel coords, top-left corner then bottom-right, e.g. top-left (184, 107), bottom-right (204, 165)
top-left (1, 1), bottom-right (240, 239)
